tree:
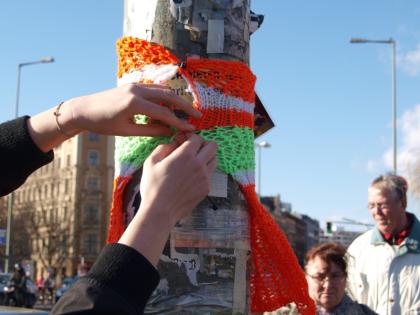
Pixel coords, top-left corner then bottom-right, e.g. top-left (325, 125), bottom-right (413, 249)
top-left (406, 156), bottom-right (420, 199)
top-left (11, 167), bottom-right (74, 279)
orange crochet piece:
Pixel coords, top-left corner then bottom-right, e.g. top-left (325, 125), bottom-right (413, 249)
top-left (111, 37), bottom-right (316, 314)
top-left (189, 108), bottom-right (254, 130)
top-left (180, 59), bottom-right (257, 104)
top-left (241, 184), bottom-right (315, 313)
top-left (117, 37), bottom-right (178, 78)
top-left (107, 176), bottom-right (132, 243)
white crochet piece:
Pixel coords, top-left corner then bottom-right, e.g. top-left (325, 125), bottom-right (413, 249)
top-left (118, 64), bottom-right (179, 86)
top-left (194, 83), bottom-right (254, 114)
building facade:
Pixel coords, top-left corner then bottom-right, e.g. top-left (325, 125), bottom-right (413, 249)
top-left (6, 132), bottom-right (114, 279)
top-left (261, 195), bottom-right (320, 266)
top-left (301, 214), bottom-right (320, 253)
top-left (319, 228), bottom-right (363, 248)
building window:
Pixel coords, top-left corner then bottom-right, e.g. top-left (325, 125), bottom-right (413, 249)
top-left (87, 150), bottom-right (99, 166)
top-left (87, 177), bottom-right (99, 191)
top-left (66, 155), bottom-right (71, 167)
top-left (84, 204), bottom-right (99, 224)
top-left (64, 179), bottom-right (69, 194)
top-left (83, 234), bottom-right (98, 255)
top-left (63, 206), bottom-right (68, 220)
top-left (88, 132), bottom-right (100, 142)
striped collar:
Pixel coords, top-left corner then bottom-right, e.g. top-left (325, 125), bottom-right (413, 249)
top-left (370, 212), bottom-right (420, 254)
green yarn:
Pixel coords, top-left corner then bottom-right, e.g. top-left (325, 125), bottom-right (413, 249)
top-left (116, 134), bottom-right (172, 169)
top-left (116, 121), bottom-right (255, 176)
top-left (199, 126), bottom-right (255, 174)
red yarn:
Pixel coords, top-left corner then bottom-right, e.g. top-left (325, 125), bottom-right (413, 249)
top-left (240, 184), bottom-right (316, 314)
top-left (107, 176), bottom-right (132, 243)
top-left (189, 108), bottom-right (254, 130)
top-left (114, 37), bottom-right (316, 313)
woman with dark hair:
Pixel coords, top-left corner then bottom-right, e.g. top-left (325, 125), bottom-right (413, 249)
top-left (304, 242), bottom-right (376, 315)
top-left (264, 242), bottom-right (376, 315)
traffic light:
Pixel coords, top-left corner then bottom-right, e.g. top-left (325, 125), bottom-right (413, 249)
top-left (326, 221), bottom-right (333, 235)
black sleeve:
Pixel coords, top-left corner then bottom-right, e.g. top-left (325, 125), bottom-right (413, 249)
top-left (51, 243), bottom-right (160, 315)
top-left (0, 116), bottom-right (54, 196)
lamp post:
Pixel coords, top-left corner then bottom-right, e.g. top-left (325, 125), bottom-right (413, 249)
top-left (350, 37), bottom-right (397, 174)
top-left (255, 141), bottom-right (271, 197)
top-left (5, 57), bottom-right (54, 273)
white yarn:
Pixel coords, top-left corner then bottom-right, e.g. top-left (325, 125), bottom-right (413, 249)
top-left (194, 83), bottom-right (254, 114)
top-left (118, 64), bottom-right (179, 86)
top-left (233, 170), bottom-right (255, 186)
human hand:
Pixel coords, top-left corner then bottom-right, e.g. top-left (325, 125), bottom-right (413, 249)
top-left (63, 83), bottom-right (201, 136)
top-left (118, 133), bottom-right (217, 266)
top-left (140, 133), bottom-right (218, 226)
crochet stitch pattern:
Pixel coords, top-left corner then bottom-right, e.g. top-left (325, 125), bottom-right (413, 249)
top-left (108, 36), bottom-right (315, 314)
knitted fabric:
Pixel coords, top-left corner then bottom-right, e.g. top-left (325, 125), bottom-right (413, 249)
top-left (108, 36), bottom-right (315, 314)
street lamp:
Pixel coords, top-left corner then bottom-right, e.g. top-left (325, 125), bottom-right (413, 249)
top-left (255, 141), bottom-right (271, 197)
top-left (5, 57), bottom-right (55, 273)
top-left (350, 37), bottom-right (397, 174)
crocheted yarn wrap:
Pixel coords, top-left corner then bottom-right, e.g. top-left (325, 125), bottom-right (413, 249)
top-left (108, 36), bottom-right (315, 314)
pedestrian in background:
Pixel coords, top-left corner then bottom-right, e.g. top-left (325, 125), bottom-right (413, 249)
top-left (347, 174), bottom-right (420, 314)
top-left (264, 242), bottom-right (376, 315)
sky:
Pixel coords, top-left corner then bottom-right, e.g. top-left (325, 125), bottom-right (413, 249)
top-left (1, 1), bottom-right (420, 230)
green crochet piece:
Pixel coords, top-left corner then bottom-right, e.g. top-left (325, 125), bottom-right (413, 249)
top-left (198, 126), bottom-right (255, 175)
top-left (116, 122), bottom-right (255, 177)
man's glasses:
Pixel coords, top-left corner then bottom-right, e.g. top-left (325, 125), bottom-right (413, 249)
top-left (306, 272), bottom-right (345, 285)
top-left (367, 203), bottom-right (391, 211)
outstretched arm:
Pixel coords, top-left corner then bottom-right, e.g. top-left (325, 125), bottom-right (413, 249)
top-left (0, 83), bottom-right (200, 196)
top-left (28, 83), bottom-right (201, 152)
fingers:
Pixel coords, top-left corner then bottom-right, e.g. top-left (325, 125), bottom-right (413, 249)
top-left (169, 134), bottom-right (218, 174)
top-left (170, 133), bottom-right (205, 159)
top-left (132, 83), bottom-right (202, 119)
top-left (133, 97), bottom-right (195, 132)
top-left (147, 141), bottom-right (180, 164)
top-left (118, 123), bottom-right (173, 137)
top-left (206, 156), bottom-right (218, 176)
top-left (196, 141), bottom-right (218, 165)
top-left (146, 132), bottom-right (195, 163)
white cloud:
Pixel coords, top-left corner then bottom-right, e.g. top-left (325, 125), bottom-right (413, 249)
top-left (399, 45), bottom-right (420, 76)
top-left (397, 104), bottom-right (420, 171)
top-left (364, 104), bottom-right (420, 175)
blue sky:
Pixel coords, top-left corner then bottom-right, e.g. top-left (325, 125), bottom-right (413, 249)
top-left (1, 1), bottom-right (420, 229)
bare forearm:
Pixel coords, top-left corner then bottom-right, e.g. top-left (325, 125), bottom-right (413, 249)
top-left (118, 203), bottom-right (175, 267)
top-left (27, 99), bottom-right (79, 153)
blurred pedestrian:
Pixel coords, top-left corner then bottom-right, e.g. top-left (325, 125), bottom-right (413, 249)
top-left (347, 174), bottom-right (420, 314)
top-left (264, 243), bottom-right (376, 315)
top-left (7, 264), bottom-right (28, 307)
top-left (43, 270), bottom-right (56, 303)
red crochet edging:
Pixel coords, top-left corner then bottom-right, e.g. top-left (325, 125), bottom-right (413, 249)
top-left (240, 184), bottom-right (316, 314)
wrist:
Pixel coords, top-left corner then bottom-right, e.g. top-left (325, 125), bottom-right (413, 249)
top-left (138, 201), bottom-right (177, 232)
top-left (58, 99), bottom-right (82, 137)
top-left (118, 202), bottom-right (176, 267)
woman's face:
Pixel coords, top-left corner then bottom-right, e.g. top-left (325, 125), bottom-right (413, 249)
top-left (305, 256), bottom-right (346, 311)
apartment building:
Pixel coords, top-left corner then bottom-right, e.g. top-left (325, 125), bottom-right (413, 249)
top-left (7, 132), bottom-right (114, 279)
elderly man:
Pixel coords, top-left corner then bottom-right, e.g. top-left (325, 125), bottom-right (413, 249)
top-left (347, 174), bottom-right (420, 315)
